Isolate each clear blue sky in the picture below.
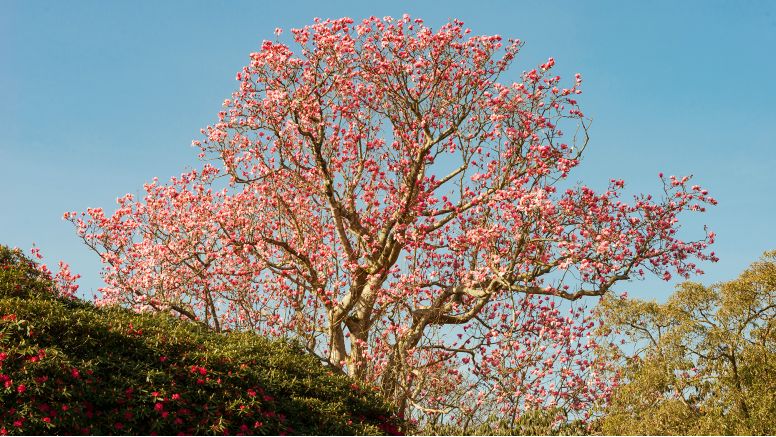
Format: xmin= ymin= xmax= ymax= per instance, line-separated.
xmin=2 ymin=0 xmax=775 ymax=301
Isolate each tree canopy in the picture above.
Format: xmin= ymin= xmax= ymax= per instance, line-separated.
xmin=66 ymin=15 xmax=716 ymax=427
xmin=598 ymin=251 xmax=776 ymax=435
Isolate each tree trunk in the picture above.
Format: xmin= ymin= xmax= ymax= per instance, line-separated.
xmin=328 ymin=322 xmax=347 ymax=368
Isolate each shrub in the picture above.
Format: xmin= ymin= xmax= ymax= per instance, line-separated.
xmin=0 ymin=245 xmax=404 ymax=435
xmin=421 ymin=409 xmax=589 ymax=436
xmin=0 ymin=247 xmax=53 ymax=300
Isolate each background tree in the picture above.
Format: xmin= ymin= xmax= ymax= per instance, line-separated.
xmin=67 ymin=16 xmax=716 ymax=428
xmin=597 ymin=251 xmax=776 ymax=435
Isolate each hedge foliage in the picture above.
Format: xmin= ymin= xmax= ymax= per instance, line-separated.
xmin=0 ymin=245 xmax=404 ymax=435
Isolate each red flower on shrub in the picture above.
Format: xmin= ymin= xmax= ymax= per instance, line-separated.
xmin=193 ymin=365 xmax=207 ymax=375
xmin=16 ymin=384 xmax=26 ymax=393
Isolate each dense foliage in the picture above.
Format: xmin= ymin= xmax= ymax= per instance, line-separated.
xmin=597 ymin=251 xmax=776 ymax=435
xmin=0 ymin=245 xmax=403 ymax=435
xmin=422 ymin=408 xmax=589 ymax=436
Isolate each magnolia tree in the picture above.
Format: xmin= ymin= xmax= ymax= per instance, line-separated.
xmin=68 ymin=16 xmax=717 ymax=429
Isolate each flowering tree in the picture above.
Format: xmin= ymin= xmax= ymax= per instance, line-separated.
xmin=68 ymin=16 xmax=717 ymax=429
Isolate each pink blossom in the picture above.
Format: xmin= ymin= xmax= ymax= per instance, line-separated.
xmin=66 ymin=15 xmax=716 ymax=427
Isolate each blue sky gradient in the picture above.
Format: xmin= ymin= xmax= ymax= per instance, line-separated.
xmin=2 ymin=0 xmax=775 ymax=301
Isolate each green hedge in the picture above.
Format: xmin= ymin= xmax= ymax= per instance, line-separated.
xmin=0 ymin=246 xmax=403 ymax=435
